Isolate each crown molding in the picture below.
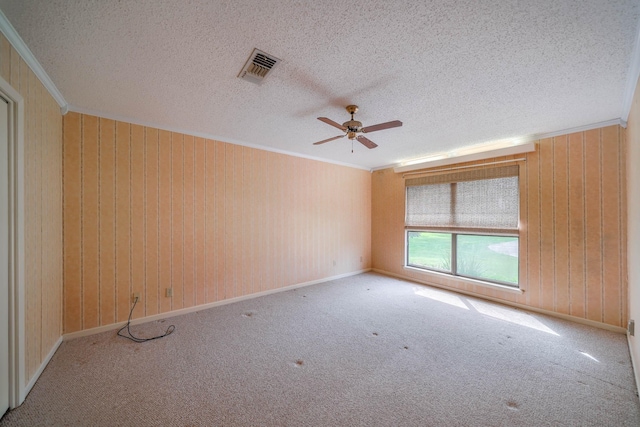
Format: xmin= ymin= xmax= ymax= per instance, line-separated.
xmin=67 ymin=104 xmax=371 ymax=171
xmin=622 ymin=16 xmax=640 ymax=122
xmin=0 ymin=8 xmax=68 ymax=113
xmin=530 ymin=118 xmax=625 ymax=139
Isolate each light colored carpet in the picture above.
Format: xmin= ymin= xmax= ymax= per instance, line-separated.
xmin=1 ymin=272 xmax=639 ymax=426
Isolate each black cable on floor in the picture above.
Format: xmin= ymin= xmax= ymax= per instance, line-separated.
xmin=117 ymin=297 xmax=175 ymax=343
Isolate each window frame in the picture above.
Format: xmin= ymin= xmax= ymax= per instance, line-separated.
xmin=405 ymin=229 xmax=520 ymax=288
xmin=404 ymin=164 xmax=521 ymax=289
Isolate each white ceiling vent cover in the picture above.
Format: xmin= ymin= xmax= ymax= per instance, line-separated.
xmin=238 ymin=48 xmax=281 ymax=84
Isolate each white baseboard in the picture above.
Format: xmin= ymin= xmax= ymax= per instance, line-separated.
xmin=20 ymin=336 xmax=63 ymax=405
xmin=64 ymin=269 xmax=372 ymax=341
xmin=373 ymin=268 xmax=628 ymax=334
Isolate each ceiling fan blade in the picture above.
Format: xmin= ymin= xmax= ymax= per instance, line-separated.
xmin=318 ymin=117 xmax=347 ymax=131
xmin=356 ymin=135 xmax=378 ymax=149
xmin=313 ymin=134 xmax=345 ymax=145
xmin=361 ymin=120 xmax=402 ymax=133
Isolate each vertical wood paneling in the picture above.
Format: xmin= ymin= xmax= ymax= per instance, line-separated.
xmin=21 ymin=58 xmax=33 ymax=370
xmin=274 ymin=154 xmax=285 ymax=286
xmin=0 ymin=36 xmax=10 ymax=81
xmin=205 ymin=140 xmax=217 ymax=303
xmin=626 ymin=72 xmax=640 ymax=388
xmin=289 ymin=156 xmax=298 ymax=285
xmin=63 ymin=113 xmax=82 ymax=333
xmin=183 ymin=135 xmax=195 ymax=308
xmin=25 ymin=62 xmax=39 ymax=374
xmin=223 ymin=143 xmax=233 ymax=299
xmin=584 ymin=129 xmax=603 ymax=322
xmin=234 ymin=144 xmax=245 ymax=293
xmin=115 ymin=122 xmax=131 ymax=322
xmin=9 ymin=46 xmax=19 ymax=88
xmin=620 ymin=129 xmax=629 ymax=327
xmin=266 ymin=152 xmax=276 ymax=290
xmin=257 ymin=149 xmax=268 ymax=292
xmin=517 ymin=161 xmax=528 ymax=300
xmin=245 ymin=147 xmax=256 ymax=295
xmin=63 ymin=114 xmax=377 ymax=334
xmin=601 ymin=126 xmax=622 ymax=326
xmin=131 ymin=124 xmax=145 ymax=319
xmin=371 ymin=125 xmax=627 ymax=327
xmin=194 ymin=138 xmax=206 ymax=306
xmin=145 ymin=128 xmax=159 ymax=316
xmin=1 ymin=34 xmax=63 ymax=385
xmin=307 ymin=160 xmax=316 ymax=281
xmin=223 ymin=144 xmax=237 ymax=299
xmin=171 ymin=133 xmax=184 ymax=310
xmin=158 ymin=130 xmax=172 ymax=313
xmin=82 ymin=115 xmax=100 ymax=329
xmin=539 ymin=138 xmax=555 ymax=312
xmin=553 ymin=135 xmax=570 ymax=314
xmin=99 ymin=119 xmax=116 ymax=326
xmin=526 ymin=146 xmax=541 ymax=308
xmin=568 ymin=133 xmax=586 ymax=318
xmin=214 ymin=141 xmax=225 ymax=300
xmin=49 ymin=93 xmax=63 ymax=354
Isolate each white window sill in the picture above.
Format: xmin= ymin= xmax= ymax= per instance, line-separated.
xmin=403 ymin=265 xmax=524 ymax=294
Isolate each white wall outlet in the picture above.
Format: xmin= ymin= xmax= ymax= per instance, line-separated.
xmin=166 ymin=288 xmax=173 ymax=298
xmin=132 ymin=292 xmax=141 ymax=303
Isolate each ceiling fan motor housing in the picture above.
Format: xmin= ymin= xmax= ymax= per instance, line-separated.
xmin=344 ymin=105 xmax=362 ymax=138
xmin=343 ymin=120 xmax=363 ymax=137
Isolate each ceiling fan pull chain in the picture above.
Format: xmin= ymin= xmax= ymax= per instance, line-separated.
xmin=351 ymin=139 xmax=354 ymax=153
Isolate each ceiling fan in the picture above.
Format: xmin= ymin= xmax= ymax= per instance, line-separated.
xmin=313 ymin=105 xmax=402 ymax=150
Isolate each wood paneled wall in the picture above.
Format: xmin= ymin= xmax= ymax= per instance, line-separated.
xmin=62 ymin=112 xmax=371 ymax=333
xmin=0 ymin=33 xmax=63 ymax=383
xmin=626 ymin=76 xmax=640 ymax=382
xmin=372 ymin=125 xmax=627 ymax=328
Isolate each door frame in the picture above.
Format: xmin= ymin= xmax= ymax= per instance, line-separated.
xmin=0 ymin=75 xmax=25 ymax=408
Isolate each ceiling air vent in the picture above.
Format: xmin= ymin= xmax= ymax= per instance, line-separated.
xmin=238 ymin=48 xmax=281 ymax=84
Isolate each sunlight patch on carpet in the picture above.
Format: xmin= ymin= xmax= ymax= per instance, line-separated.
xmin=414 ymin=287 xmax=469 ymax=309
xmin=579 ymin=351 xmax=600 ymax=362
xmin=468 ymin=300 xmax=559 ymax=336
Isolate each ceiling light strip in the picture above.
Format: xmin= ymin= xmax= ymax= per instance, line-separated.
xmin=394 ymin=142 xmax=535 ymax=173
xmin=392 ymin=117 xmax=624 ymax=174
xmin=0 ymin=9 xmax=68 ymax=113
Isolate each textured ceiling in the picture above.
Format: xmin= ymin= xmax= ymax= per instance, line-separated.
xmin=1 ymin=0 xmax=639 ymax=169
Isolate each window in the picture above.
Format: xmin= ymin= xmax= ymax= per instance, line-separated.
xmin=405 ymin=165 xmax=520 ymax=287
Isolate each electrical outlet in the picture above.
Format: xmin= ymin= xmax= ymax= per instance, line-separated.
xmin=333 ymin=260 xmax=336 ymax=266
xmin=360 ymin=256 xmax=363 ymax=262
xmin=166 ymin=288 xmax=173 ymax=298
xmin=629 ymin=319 xmax=635 ymax=336
xmin=132 ymin=292 xmax=141 ymax=303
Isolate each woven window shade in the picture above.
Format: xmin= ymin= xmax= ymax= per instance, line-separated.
xmin=405 ymin=165 xmax=519 ymax=231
